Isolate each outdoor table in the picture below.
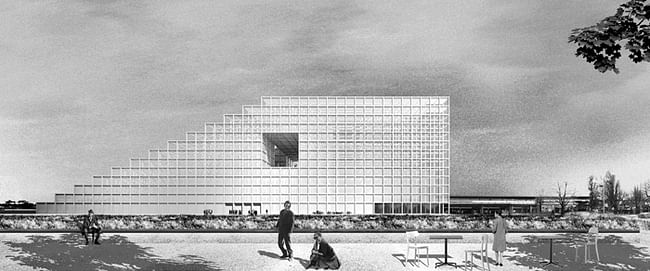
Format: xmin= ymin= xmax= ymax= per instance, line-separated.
xmin=429 ymin=234 xmax=463 ymax=268
xmin=536 ymin=234 xmax=568 ymax=267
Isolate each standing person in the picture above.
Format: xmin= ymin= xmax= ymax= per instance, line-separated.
xmin=492 ymin=209 xmax=508 ymax=266
xmin=277 ymin=200 xmax=295 ymax=261
xmin=81 ymin=209 xmax=102 ymax=245
xmin=306 ymin=232 xmax=341 ymax=269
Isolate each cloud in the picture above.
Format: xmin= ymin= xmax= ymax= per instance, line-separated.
xmin=550 ymin=67 xmax=650 ymax=147
xmin=2 ymin=0 xmax=650 ymax=202
xmin=0 ymin=96 xmax=87 ymax=122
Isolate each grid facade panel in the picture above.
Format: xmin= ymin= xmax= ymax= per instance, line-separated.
xmin=43 ymin=96 xmax=450 ymax=215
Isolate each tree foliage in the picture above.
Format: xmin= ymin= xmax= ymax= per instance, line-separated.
xmin=568 ymin=0 xmax=650 ymax=73
xmin=604 ymin=171 xmax=624 ymax=212
xmin=587 ymin=175 xmax=601 ymax=211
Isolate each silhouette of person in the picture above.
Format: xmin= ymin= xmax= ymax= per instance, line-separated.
xmin=492 ymin=209 xmax=508 ymax=266
xmin=307 ymin=232 xmax=341 ymax=269
xmin=81 ymin=209 xmax=101 ymax=245
xmin=276 ymin=200 xmax=295 ymax=260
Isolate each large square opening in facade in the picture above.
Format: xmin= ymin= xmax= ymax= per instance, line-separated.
xmin=263 ymin=133 xmax=299 ymax=167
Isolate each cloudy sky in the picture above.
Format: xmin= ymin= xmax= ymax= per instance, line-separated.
xmin=1 ymin=0 xmax=649 ymax=203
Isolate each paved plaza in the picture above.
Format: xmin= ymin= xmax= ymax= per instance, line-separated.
xmin=1 ymin=232 xmax=648 ymax=271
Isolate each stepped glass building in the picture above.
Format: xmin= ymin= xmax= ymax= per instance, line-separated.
xmin=37 ymin=96 xmax=450 ymax=215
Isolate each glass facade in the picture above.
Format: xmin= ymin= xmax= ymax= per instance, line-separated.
xmin=37 ymin=96 xmax=450 ymax=215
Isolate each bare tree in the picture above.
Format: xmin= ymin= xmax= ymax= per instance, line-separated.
xmin=587 ymin=175 xmax=600 ymax=211
xmin=557 ymin=181 xmax=571 ymax=216
xmin=618 ymin=191 xmax=634 ymax=213
xmin=632 ymin=185 xmax=645 ymax=214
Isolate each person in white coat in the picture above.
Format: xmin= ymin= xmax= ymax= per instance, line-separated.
xmin=492 ymin=210 xmax=508 ymax=266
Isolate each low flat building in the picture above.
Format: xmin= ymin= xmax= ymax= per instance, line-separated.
xmin=450 ymin=196 xmax=589 ymax=215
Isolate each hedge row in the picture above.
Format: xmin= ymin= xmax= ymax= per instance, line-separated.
xmin=0 ymin=213 xmax=641 ymax=231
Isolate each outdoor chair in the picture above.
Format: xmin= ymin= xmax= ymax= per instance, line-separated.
xmin=405 ymin=231 xmax=429 ymax=266
xmin=574 ymin=226 xmax=600 ymax=263
xmin=463 ymin=234 xmax=490 ymax=271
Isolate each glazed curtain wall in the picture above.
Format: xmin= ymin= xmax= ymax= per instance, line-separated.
xmin=38 ymin=96 xmax=450 ymax=215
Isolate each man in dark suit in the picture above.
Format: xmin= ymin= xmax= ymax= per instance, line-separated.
xmin=277 ymin=200 xmax=295 ymax=260
xmin=307 ymin=232 xmax=341 ymax=269
xmin=81 ymin=209 xmax=101 ymax=245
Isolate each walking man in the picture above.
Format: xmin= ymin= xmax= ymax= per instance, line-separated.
xmin=277 ymin=200 xmax=295 ymax=261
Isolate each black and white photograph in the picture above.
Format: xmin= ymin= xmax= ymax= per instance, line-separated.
xmin=1 ymin=0 xmax=649 ymax=270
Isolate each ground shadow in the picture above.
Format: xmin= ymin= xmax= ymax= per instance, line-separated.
xmin=392 ymin=253 xmax=408 ymax=266
xmin=505 ymin=233 xmax=650 ymax=270
xmin=3 ymin=234 xmax=222 ymax=271
xmin=463 ymin=253 xmax=496 ymax=271
xmin=293 ymin=257 xmax=310 ymax=268
xmin=258 ymin=250 xmax=310 ymax=268
xmin=392 ymin=252 xmax=444 ymax=267
xmin=460 ymin=247 xmax=500 ymax=267
xmin=257 ymin=250 xmax=281 ymax=259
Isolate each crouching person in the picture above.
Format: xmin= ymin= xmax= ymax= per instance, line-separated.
xmin=307 ymin=232 xmax=341 ymax=270
xmin=81 ymin=209 xmax=101 ymax=245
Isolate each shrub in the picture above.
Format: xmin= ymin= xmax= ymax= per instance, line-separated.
xmin=0 ymin=213 xmax=641 ymax=231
